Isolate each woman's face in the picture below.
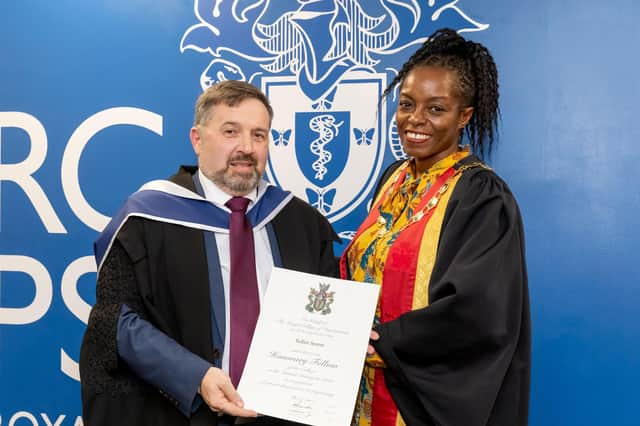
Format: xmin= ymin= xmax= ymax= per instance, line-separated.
xmin=396 ymin=65 xmax=473 ymax=173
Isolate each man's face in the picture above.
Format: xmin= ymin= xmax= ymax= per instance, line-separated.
xmin=190 ymin=98 xmax=271 ymax=196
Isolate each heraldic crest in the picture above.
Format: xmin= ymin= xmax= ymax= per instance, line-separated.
xmin=306 ymin=283 xmax=335 ymax=315
xmin=180 ymin=0 xmax=489 ymax=237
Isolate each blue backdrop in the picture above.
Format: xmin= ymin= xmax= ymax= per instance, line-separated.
xmin=1 ymin=1 xmax=638 ymax=425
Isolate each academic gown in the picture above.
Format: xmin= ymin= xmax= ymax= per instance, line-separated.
xmin=79 ymin=166 xmax=339 ymax=426
xmin=364 ymin=157 xmax=530 ymax=425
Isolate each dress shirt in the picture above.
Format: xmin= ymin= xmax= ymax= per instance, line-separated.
xmin=197 ymin=169 xmax=275 ymax=374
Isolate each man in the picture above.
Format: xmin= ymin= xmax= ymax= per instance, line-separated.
xmin=80 ymin=81 xmax=339 ymax=425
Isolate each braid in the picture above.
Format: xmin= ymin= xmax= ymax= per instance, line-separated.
xmin=384 ymin=28 xmax=500 ymax=159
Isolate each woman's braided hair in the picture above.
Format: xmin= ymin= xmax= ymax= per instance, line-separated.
xmin=384 ymin=28 xmax=500 ymax=159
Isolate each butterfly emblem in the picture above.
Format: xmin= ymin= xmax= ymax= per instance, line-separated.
xmin=305 ymin=187 xmax=337 ymax=214
xmin=271 ymin=128 xmax=292 ymax=146
xmin=353 ymin=127 xmax=374 ymax=146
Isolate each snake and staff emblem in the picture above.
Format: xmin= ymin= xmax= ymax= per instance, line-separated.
xmin=295 ymin=111 xmax=349 ymax=183
xmin=309 ymin=114 xmax=343 ymax=181
xmin=294 ymin=111 xmax=349 ymax=213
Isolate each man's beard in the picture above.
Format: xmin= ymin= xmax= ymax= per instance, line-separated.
xmin=207 ymin=155 xmax=261 ymax=195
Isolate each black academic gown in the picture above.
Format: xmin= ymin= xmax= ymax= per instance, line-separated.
xmin=371 ymin=157 xmax=531 ymax=426
xmin=79 ymin=166 xmax=339 ymax=426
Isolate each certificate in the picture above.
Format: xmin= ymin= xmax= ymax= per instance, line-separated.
xmin=237 ymin=267 xmax=379 ymax=425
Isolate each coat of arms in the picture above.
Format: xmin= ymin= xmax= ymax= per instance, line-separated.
xmin=306 ymin=283 xmax=335 ymax=315
xmin=181 ymin=0 xmax=489 ymax=240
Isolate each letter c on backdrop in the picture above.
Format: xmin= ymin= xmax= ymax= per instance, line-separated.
xmin=61 ymin=107 xmax=163 ymax=232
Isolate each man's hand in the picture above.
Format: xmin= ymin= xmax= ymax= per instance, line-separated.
xmin=199 ymin=367 xmax=257 ymax=417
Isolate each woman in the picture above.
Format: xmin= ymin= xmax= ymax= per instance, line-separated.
xmin=341 ymin=29 xmax=530 ymax=426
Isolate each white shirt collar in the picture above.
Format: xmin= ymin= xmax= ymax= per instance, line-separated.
xmin=197 ymin=168 xmax=267 ymax=211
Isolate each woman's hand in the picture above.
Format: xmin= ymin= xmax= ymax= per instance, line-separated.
xmin=366 ymin=330 xmax=386 ymax=367
xmin=367 ymin=330 xmax=380 ymax=355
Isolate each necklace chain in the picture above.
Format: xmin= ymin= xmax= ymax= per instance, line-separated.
xmin=375 ymin=162 xmax=485 ymax=239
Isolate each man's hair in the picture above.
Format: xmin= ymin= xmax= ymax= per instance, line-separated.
xmin=193 ymin=80 xmax=274 ymax=126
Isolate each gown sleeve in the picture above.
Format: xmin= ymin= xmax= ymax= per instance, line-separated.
xmin=80 ymin=237 xmax=146 ymax=392
xmin=372 ymin=169 xmax=529 ymax=426
xmin=80 ymin=219 xmax=212 ymax=419
xmin=79 ymin=232 xmax=152 ymax=426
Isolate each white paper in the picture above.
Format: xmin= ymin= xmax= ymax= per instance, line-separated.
xmin=237 ymin=267 xmax=379 ymax=426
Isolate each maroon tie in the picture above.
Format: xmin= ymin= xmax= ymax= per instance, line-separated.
xmin=225 ymin=196 xmax=260 ymax=387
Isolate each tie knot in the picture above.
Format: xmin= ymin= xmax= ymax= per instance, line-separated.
xmin=226 ymin=196 xmax=250 ymax=213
